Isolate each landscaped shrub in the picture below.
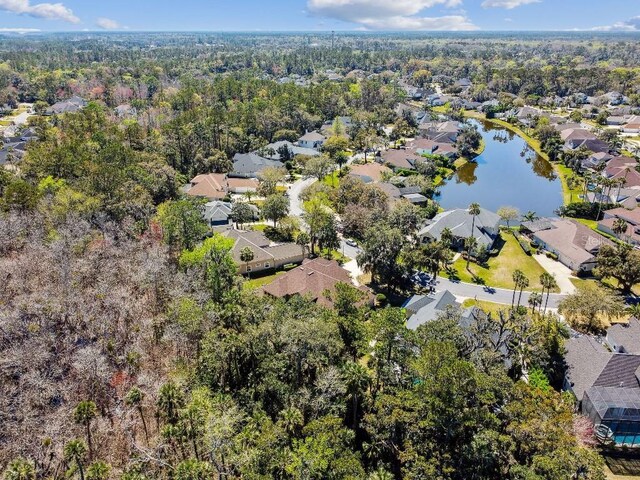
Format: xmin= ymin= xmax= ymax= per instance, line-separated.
xmin=513 ymin=232 xmax=532 ymax=255
xmin=545 ymin=251 xmax=558 ymax=260
xmin=376 ymin=293 xmax=387 ymax=306
xmin=557 ymin=201 xmax=618 ymax=221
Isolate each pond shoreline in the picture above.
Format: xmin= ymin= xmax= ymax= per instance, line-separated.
xmin=463 ymin=110 xmax=574 ymax=206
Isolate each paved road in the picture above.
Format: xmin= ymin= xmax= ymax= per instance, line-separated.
xmin=435 ymin=276 xmax=567 ymax=309
xmin=289 ymin=177 xmax=317 ymax=219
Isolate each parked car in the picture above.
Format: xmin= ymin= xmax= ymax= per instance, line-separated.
xmin=345 ymin=239 xmax=358 ymax=247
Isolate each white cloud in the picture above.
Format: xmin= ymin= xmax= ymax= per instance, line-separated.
xmin=0 ymin=0 xmax=79 ymax=23
xmin=0 ymin=26 xmax=39 ymax=32
xmin=590 ymin=16 xmax=640 ymax=32
xmin=307 ymin=0 xmax=477 ymax=30
xmin=96 ymin=17 xmax=120 ymax=30
xmin=481 ymin=0 xmax=540 ymax=9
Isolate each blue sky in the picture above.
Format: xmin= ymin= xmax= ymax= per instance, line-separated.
xmin=0 ymin=0 xmax=638 ymax=33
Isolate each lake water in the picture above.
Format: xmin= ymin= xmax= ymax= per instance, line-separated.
xmin=436 ymin=120 xmax=563 ymax=218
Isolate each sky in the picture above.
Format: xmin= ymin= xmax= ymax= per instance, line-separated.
xmin=0 ymin=0 xmax=638 ymax=33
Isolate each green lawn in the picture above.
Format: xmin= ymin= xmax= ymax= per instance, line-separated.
xmin=442 ymin=232 xmax=558 ymax=292
xmin=244 ymin=271 xmax=286 ymax=289
xmin=462 ymin=298 xmax=510 ymax=316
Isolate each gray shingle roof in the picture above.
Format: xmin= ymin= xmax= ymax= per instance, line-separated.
xmin=607 ymin=318 xmax=640 ymax=354
xmin=418 ymin=208 xmax=500 ymax=248
xmin=564 ymin=335 xmax=612 ymax=402
xmin=404 ymin=290 xmax=459 ymax=330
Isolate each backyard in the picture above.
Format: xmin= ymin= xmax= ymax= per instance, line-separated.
xmin=442 ymin=231 xmax=559 ymax=292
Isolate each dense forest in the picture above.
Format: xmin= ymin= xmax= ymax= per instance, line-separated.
xmin=2 ymin=32 xmax=637 ymax=479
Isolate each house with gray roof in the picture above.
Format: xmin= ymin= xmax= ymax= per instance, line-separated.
xmin=203 ymin=201 xmax=258 ymax=227
xmin=606 ymin=318 xmax=640 ymax=355
xmin=297 ymin=131 xmax=326 ymax=150
xmin=230 ymin=153 xmax=283 ymax=178
xmin=260 ymin=140 xmax=320 ymax=161
xmin=45 ymin=96 xmax=87 ymax=116
xmin=404 ymin=290 xmax=463 ymax=330
xmin=564 ymin=332 xmax=640 ymax=447
xmin=418 ymin=208 xmax=501 ymax=249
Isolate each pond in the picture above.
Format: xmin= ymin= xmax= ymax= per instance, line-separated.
xmin=436 ymin=120 xmax=563 ymax=218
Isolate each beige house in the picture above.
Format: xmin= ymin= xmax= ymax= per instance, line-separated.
xmin=222 ymin=229 xmax=304 ymax=275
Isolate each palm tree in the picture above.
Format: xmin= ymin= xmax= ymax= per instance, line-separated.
xmin=342 ymin=361 xmax=371 ymax=429
xmin=3 ymin=458 xmax=36 ymax=480
xmin=279 ymin=406 xmax=304 ymax=438
xmin=465 ymin=236 xmax=478 ymax=270
xmin=86 ymin=461 xmax=111 ymax=480
xmin=512 ymin=270 xmax=525 ymax=308
xmin=296 ymin=231 xmax=310 ymax=258
xmin=440 ymin=227 xmax=454 ymax=249
xmin=368 ymin=469 xmax=394 ymax=480
xmin=64 ymin=440 xmax=87 ymax=480
xmin=73 ymin=401 xmax=97 ymax=459
xmin=625 ymin=303 xmax=640 ymax=318
xmin=613 ymin=217 xmax=628 ymax=243
xmin=522 ymin=211 xmax=538 ymax=222
xmin=157 ymin=381 xmax=184 ymax=426
xmin=540 ymin=272 xmax=558 ymax=315
xmin=466 ymin=203 xmax=481 ymax=270
xmin=517 ymin=274 xmax=530 ymax=308
xmin=125 ymin=387 xmax=149 ymax=444
xmin=239 ymin=246 xmax=255 ymax=277
xmin=528 ymin=292 xmax=542 ymax=314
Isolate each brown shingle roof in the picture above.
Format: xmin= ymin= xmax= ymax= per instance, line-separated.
xmin=348 ymin=162 xmax=391 ymax=183
xmin=262 ymin=258 xmax=366 ymax=307
xmin=535 ymin=219 xmax=613 ymax=266
xmin=186 ymin=173 xmax=228 ymax=199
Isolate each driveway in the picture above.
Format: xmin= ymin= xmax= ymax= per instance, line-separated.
xmin=533 ymin=254 xmax=577 ymax=294
xmin=435 ymin=276 xmax=567 ymax=309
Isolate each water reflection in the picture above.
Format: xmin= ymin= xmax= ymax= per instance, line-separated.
xmin=437 ymin=120 xmax=563 ymax=217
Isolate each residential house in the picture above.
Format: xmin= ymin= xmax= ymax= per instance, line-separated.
xmin=202 ymin=201 xmax=258 ymax=227
xmin=404 ymin=290 xmax=464 ymax=330
xmin=584 ymin=187 xmax=640 ymax=209
xmin=598 ymin=207 xmax=640 ymax=245
xmin=184 ymin=173 xmax=259 ymax=200
xmin=606 ymin=317 xmax=640 ymax=354
xmin=348 ymin=162 xmax=391 ymax=183
xmin=222 ymin=229 xmax=305 ymax=275
xmin=409 ymin=138 xmax=457 ymax=159
xmin=297 ymin=131 xmax=326 ymax=150
xmin=418 ymin=121 xmax=460 ymax=144
xmin=379 ymin=149 xmax=425 ymax=171
xmin=230 ymin=153 xmax=283 ymax=178
xmin=455 ymin=78 xmax=472 ymax=90
xmin=581 ymin=151 xmax=612 ymax=171
xmin=531 ymin=218 xmax=613 ymax=273
xmin=418 ymin=208 xmax=501 ymax=249
xmin=604 ymin=156 xmax=640 ymax=188
xmin=515 ymin=106 xmax=543 ymax=126
xmin=261 ymin=257 xmax=372 ymax=308
xmin=561 ymin=128 xmax=597 ymax=149
xmin=425 ymin=94 xmax=451 ymax=107
xmin=563 ymin=331 xmax=640 ymax=447
xmin=45 ymin=96 xmax=87 ymax=115
xmin=260 ymin=140 xmax=319 ymax=161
